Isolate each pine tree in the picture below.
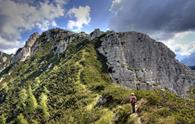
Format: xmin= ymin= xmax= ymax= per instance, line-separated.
xmin=19 ymin=89 xmax=28 ymax=107
xmin=40 ymin=93 xmax=49 ymax=119
xmin=0 ymin=114 xmax=6 ymax=124
xmin=26 ymin=85 xmax=38 ymax=113
xmin=16 ymin=114 xmax=28 ymax=124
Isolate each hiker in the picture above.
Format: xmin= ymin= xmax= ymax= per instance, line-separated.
xmin=130 ymin=93 xmax=137 ymax=113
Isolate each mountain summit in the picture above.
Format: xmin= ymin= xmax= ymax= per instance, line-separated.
xmin=0 ymin=28 xmax=194 ymax=124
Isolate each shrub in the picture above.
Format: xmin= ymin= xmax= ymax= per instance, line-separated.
xmin=144 ymin=113 xmax=159 ymax=124
xmin=113 ymin=104 xmax=131 ymax=123
xmin=18 ymin=89 xmax=28 ymax=107
xmin=16 ymin=114 xmax=28 ymax=124
xmin=0 ymin=114 xmax=6 ymax=124
xmin=157 ymin=107 xmax=171 ymax=117
xmin=40 ymin=93 xmax=49 ymax=119
xmin=174 ymin=114 xmax=191 ymax=124
xmin=26 ymin=85 xmax=38 ymax=113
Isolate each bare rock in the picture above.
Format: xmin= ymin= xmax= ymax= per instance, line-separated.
xmin=11 ymin=32 xmax=39 ymax=63
xmin=98 ymin=31 xmax=195 ymax=96
xmin=90 ymin=28 xmax=104 ymax=40
xmin=0 ymin=52 xmax=11 ymax=72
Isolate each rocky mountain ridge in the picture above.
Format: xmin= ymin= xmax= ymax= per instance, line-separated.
xmin=1 ymin=28 xmax=195 ymax=97
xmin=11 ymin=32 xmax=40 ymax=63
xmin=0 ymin=52 xmax=11 ymax=72
xmin=97 ymin=31 xmax=194 ymax=96
xmin=0 ymin=28 xmax=194 ymax=124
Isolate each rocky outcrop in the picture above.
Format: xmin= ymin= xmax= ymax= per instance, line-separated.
xmin=11 ymin=32 xmax=39 ymax=63
xmin=0 ymin=52 xmax=11 ymax=72
xmin=42 ymin=28 xmax=74 ymax=54
xmin=90 ymin=28 xmax=104 ymax=40
xmin=42 ymin=28 xmax=89 ymax=55
xmin=11 ymin=28 xmax=89 ymax=63
xmin=98 ymin=31 xmax=195 ymax=96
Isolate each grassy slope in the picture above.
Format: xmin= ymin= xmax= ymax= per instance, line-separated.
xmin=0 ymin=37 xmax=194 ymax=124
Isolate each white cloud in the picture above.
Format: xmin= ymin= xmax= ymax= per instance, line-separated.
xmin=1 ymin=48 xmax=19 ymax=55
xmin=162 ymin=31 xmax=195 ymax=56
xmin=0 ymin=0 xmax=67 ymax=53
xmin=67 ymin=6 xmax=91 ymax=31
xmin=110 ymin=0 xmax=122 ymax=12
xmin=0 ymin=36 xmax=24 ymax=54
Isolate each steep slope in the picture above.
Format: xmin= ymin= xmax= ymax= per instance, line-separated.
xmin=0 ymin=28 xmax=194 ymax=124
xmin=11 ymin=32 xmax=39 ymax=63
xmin=98 ymin=31 xmax=194 ymax=96
xmin=0 ymin=52 xmax=11 ymax=72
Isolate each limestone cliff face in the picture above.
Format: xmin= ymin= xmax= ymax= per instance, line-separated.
xmin=0 ymin=52 xmax=11 ymax=72
xmin=97 ymin=31 xmax=195 ymax=96
xmin=11 ymin=32 xmax=40 ymax=63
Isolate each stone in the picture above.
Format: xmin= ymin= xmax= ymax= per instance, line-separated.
xmin=11 ymin=32 xmax=40 ymax=63
xmin=0 ymin=52 xmax=11 ymax=72
xmin=90 ymin=28 xmax=104 ymax=40
xmin=98 ymin=31 xmax=195 ymax=96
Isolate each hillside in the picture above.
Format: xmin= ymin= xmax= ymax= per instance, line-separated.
xmin=0 ymin=28 xmax=194 ymax=124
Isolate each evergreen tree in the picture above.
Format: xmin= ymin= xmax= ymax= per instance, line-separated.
xmin=19 ymin=89 xmax=28 ymax=107
xmin=16 ymin=114 xmax=28 ymax=124
xmin=40 ymin=93 xmax=49 ymax=119
xmin=0 ymin=114 xmax=6 ymax=124
xmin=26 ymin=85 xmax=38 ymax=113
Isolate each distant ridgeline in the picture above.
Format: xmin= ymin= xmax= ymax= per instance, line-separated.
xmin=189 ymin=66 xmax=195 ymax=70
xmin=0 ymin=28 xmax=194 ymax=124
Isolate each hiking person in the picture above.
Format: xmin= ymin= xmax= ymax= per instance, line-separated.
xmin=130 ymin=93 xmax=137 ymax=113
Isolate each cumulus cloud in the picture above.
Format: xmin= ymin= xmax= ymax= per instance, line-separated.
xmin=109 ymin=0 xmax=195 ymax=37
xmin=181 ymin=52 xmax=195 ymax=66
xmin=109 ymin=0 xmax=195 ymax=65
xmin=163 ymin=31 xmax=195 ymax=56
xmin=67 ymin=6 xmax=91 ymax=31
xmin=0 ymin=35 xmax=24 ymax=54
xmin=0 ymin=0 xmax=67 ymax=53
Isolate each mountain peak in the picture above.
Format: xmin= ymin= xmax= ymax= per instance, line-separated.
xmin=90 ymin=28 xmax=104 ymax=40
xmin=25 ymin=32 xmax=39 ymax=47
xmin=11 ymin=32 xmax=40 ymax=63
xmin=0 ymin=28 xmax=194 ymax=123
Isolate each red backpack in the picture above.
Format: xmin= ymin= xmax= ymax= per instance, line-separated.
xmin=130 ymin=96 xmax=137 ymax=104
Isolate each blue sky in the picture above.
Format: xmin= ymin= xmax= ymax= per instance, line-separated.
xmin=0 ymin=0 xmax=195 ymax=65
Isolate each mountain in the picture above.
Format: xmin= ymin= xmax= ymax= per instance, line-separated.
xmin=189 ymin=66 xmax=195 ymax=70
xmin=0 ymin=52 xmax=11 ymax=72
xmin=11 ymin=32 xmax=39 ymax=63
xmin=0 ymin=28 xmax=194 ymax=124
xmin=98 ymin=31 xmax=194 ymax=96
